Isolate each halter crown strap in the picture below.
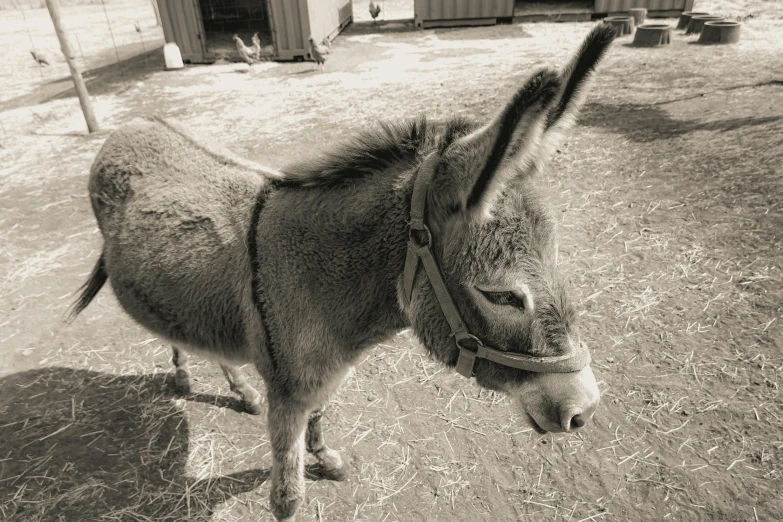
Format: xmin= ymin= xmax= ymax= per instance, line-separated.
xmin=402 ymin=153 xmax=439 ymax=309
xmin=402 ymin=153 xmax=591 ymax=378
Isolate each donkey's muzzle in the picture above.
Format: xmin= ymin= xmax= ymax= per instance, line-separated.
xmin=515 ymin=364 xmax=600 ymax=434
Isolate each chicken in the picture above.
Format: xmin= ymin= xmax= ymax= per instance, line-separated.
xmin=321 ymin=37 xmax=332 ymax=53
xmin=308 ymin=36 xmax=328 ymax=72
xmin=369 ymin=0 xmax=381 ymax=23
xmin=250 ymin=32 xmax=262 ymax=62
xmin=134 ymin=21 xmax=141 ymax=33
xmin=233 ymin=34 xmax=255 ymax=70
xmin=30 ymin=50 xmax=50 ymax=66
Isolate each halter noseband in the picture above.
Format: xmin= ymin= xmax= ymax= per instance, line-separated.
xmin=401 ymin=153 xmax=591 ymax=378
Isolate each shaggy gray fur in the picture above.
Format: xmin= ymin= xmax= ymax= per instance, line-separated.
xmin=71 ymin=24 xmax=616 ymax=521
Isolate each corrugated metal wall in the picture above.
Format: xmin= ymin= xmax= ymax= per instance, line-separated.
xmin=268 ymin=0 xmax=351 ymax=61
xmin=414 ymin=0 xmax=515 ymax=28
xmin=337 ymin=0 xmax=352 ymax=29
xmin=267 ymin=0 xmax=307 ymax=60
xmin=158 ymin=0 xmax=207 ymax=63
xmin=307 ymin=0 xmax=337 ymax=41
xmin=593 ymin=0 xmax=688 ymax=12
xmin=308 ymin=0 xmax=352 ymax=42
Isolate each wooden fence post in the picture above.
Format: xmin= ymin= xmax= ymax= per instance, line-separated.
xmin=151 ymin=0 xmax=162 ymax=27
xmin=44 ymin=0 xmax=100 ymax=133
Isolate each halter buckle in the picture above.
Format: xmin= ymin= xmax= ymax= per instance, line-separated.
xmin=408 ymin=223 xmax=432 ymax=249
xmin=455 ymin=332 xmax=483 ymax=350
xmin=454 ymin=332 xmax=483 ymax=378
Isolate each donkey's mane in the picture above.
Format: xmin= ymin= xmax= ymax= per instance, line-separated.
xmin=276 ymin=116 xmax=478 ymax=189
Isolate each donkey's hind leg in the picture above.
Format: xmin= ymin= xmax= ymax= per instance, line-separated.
xmin=172 ymin=346 xmax=191 ymax=394
xmin=305 ymin=406 xmax=348 ymax=481
xmin=220 ymin=364 xmax=263 ymax=415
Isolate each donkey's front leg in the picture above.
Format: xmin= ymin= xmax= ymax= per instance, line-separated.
xmin=172 ymin=346 xmax=191 ymax=394
xmin=267 ymin=395 xmax=310 ymax=521
xmin=306 ymin=406 xmax=348 ymax=481
xmin=220 ymin=364 xmax=263 ymax=415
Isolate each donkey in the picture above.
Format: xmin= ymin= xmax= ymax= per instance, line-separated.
xmin=70 ymin=24 xmax=616 ymax=521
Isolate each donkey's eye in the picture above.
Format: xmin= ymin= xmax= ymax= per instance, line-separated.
xmin=479 ymin=290 xmax=526 ymax=310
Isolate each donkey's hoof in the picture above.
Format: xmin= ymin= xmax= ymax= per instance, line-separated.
xmin=305 ymin=462 xmax=349 ymax=482
xmin=307 ymin=449 xmax=349 ymax=481
xmin=319 ymin=462 xmax=349 ymax=482
xmin=174 ymin=369 xmax=191 ymax=394
xmin=174 ymin=379 xmax=191 ymax=395
xmin=244 ymin=400 xmax=263 ymax=415
xmin=270 ymin=495 xmax=302 ymax=521
xmin=272 ymin=509 xmax=297 ymax=522
xmin=270 ymin=472 xmax=304 ymax=521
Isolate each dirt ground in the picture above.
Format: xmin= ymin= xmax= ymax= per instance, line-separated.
xmin=0 ymin=0 xmax=163 ymax=111
xmin=1 ymin=1 xmax=782 ymax=521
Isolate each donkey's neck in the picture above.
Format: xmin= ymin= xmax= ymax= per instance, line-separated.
xmin=260 ymin=165 xmax=417 ymax=358
xmin=262 ymin=115 xmax=482 ymax=364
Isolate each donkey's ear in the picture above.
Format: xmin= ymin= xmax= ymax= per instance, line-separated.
xmin=433 ymin=69 xmax=562 ymax=221
xmin=544 ymin=23 xmax=616 ymax=140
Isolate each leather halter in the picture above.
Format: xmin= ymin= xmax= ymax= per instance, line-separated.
xmin=401 ymin=153 xmax=592 ymax=378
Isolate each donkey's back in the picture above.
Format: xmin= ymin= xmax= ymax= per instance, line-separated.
xmin=82 ymin=118 xmax=275 ymax=363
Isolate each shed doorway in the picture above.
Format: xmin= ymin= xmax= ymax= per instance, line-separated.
xmin=197 ymin=0 xmax=274 ymax=61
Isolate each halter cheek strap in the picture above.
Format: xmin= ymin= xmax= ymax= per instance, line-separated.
xmin=401 ymin=153 xmax=591 ymax=378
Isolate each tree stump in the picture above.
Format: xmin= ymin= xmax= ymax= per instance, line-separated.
xmin=698 ymin=21 xmax=741 ymax=44
xmin=604 ymin=16 xmax=635 ymax=36
xmin=628 ymin=8 xmax=647 ymax=26
xmin=676 ymin=11 xmax=709 ymax=30
xmin=685 ymin=15 xmax=723 ymax=35
xmin=633 ymin=24 xmax=672 ymax=47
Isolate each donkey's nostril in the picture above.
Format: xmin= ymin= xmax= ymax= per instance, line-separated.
xmin=560 ymin=408 xmax=587 ymax=432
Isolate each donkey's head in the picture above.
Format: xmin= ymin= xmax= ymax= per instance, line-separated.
xmin=402 ymin=24 xmax=615 ymax=434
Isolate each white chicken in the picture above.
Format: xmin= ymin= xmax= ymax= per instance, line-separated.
xmin=308 ymin=36 xmax=329 ymax=72
xmin=233 ymin=34 xmax=255 ymax=70
xmin=250 ymin=32 xmax=262 ymax=62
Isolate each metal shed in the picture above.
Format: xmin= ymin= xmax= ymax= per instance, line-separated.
xmin=270 ymin=0 xmax=353 ymax=61
xmin=413 ymin=0 xmax=697 ymax=25
xmin=593 ymin=0 xmax=694 ymax=14
xmin=157 ymin=0 xmax=352 ymax=64
xmin=414 ymin=0 xmax=515 ymax=29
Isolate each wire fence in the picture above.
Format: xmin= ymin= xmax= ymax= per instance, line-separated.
xmin=0 ymin=0 xmax=165 ymax=135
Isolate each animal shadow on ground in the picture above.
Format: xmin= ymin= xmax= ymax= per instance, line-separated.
xmin=580 ymin=101 xmax=781 ymax=142
xmin=0 ymin=367 xmax=270 ymax=521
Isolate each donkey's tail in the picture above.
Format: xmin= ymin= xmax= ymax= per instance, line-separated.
xmin=67 ymin=252 xmax=108 ymax=322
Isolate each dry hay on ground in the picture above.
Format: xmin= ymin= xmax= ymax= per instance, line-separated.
xmin=1 ymin=10 xmax=782 ymax=522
